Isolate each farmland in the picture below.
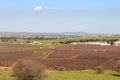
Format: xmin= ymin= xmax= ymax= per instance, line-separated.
xmin=0 ymin=42 xmax=120 ymax=70
xmin=40 ymin=44 xmax=120 ymax=70
xmin=0 ymin=37 xmax=120 ymax=80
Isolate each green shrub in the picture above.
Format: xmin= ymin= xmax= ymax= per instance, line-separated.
xmin=116 ymin=65 xmax=120 ymax=73
xmin=95 ymin=66 xmax=105 ymax=74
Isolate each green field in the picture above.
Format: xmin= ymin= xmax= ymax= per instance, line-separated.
xmin=0 ymin=71 xmax=12 ymax=80
xmin=46 ymin=70 xmax=120 ymax=80
xmin=0 ymin=70 xmax=120 ymax=80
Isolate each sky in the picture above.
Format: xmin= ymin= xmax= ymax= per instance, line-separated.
xmin=0 ymin=0 xmax=120 ymax=34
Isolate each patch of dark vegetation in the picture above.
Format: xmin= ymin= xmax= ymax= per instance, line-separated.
xmin=111 ymin=74 xmax=120 ymax=77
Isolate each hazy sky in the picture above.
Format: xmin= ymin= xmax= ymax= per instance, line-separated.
xmin=0 ymin=0 xmax=120 ymax=33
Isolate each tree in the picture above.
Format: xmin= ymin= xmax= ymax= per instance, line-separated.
xmin=13 ymin=60 xmax=46 ymax=80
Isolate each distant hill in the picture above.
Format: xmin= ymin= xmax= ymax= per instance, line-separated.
xmin=0 ymin=32 xmax=90 ymax=38
xmin=0 ymin=32 xmax=117 ymax=38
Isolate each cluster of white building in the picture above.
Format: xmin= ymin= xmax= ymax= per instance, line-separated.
xmin=71 ymin=41 xmax=120 ymax=46
xmin=114 ymin=41 xmax=120 ymax=46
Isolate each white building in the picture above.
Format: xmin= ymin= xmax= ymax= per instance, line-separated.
xmin=99 ymin=42 xmax=110 ymax=46
xmin=71 ymin=41 xmax=110 ymax=46
xmin=32 ymin=41 xmax=42 ymax=44
xmin=114 ymin=41 xmax=120 ymax=46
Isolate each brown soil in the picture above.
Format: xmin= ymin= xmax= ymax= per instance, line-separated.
xmin=0 ymin=44 xmax=120 ymax=70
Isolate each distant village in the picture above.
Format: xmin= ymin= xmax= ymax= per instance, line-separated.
xmin=30 ymin=40 xmax=120 ymax=46
xmin=0 ymin=35 xmax=120 ymax=46
xmin=71 ymin=41 xmax=120 ymax=46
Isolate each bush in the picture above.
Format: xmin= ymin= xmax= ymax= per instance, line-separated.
xmin=13 ymin=60 xmax=46 ymax=80
xmin=57 ymin=67 xmax=66 ymax=71
xmin=54 ymin=66 xmax=66 ymax=71
xmin=116 ymin=60 xmax=120 ymax=73
xmin=95 ymin=66 xmax=105 ymax=74
xmin=116 ymin=65 xmax=120 ymax=73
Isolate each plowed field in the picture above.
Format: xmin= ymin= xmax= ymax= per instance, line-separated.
xmin=0 ymin=44 xmax=120 ymax=70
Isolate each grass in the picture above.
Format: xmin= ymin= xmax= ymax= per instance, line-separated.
xmin=0 ymin=71 xmax=13 ymax=80
xmin=0 ymin=50 xmax=35 ymax=56
xmin=45 ymin=70 xmax=120 ymax=80
xmin=1 ymin=70 xmax=120 ymax=80
xmin=0 ymin=70 xmax=120 ymax=80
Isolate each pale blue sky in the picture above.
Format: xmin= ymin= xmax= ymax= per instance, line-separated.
xmin=0 ymin=0 xmax=120 ymax=33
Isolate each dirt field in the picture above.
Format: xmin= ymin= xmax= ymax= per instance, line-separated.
xmin=0 ymin=44 xmax=120 ymax=70
xmin=40 ymin=44 xmax=120 ymax=70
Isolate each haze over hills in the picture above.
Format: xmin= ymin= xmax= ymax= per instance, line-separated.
xmin=0 ymin=32 xmax=87 ymax=37
xmin=0 ymin=32 xmax=117 ymax=38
